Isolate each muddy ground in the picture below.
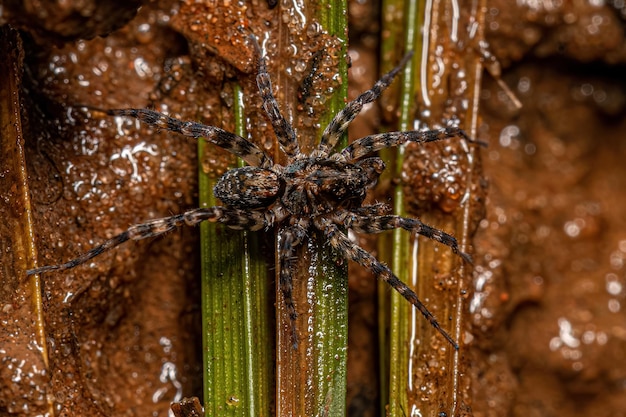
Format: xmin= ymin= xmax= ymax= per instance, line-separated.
xmin=0 ymin=0 xmax=625 ymax=416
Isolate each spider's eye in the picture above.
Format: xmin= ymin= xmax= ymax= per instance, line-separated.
xmin=214 ymin=166 xmax=282 ymax=209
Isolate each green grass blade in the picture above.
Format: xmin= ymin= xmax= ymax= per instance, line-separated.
xmin=199 ymin=84 xmax=272 ymax=417
xmin=378 ymin=0 xmax=422 ymax=414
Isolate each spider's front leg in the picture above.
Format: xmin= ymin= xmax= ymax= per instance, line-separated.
xmin=249 ymin=36 xmax=300 ymax=160
xmin=277 ymin=219 xmax=309 ymax=348
xmin=316 ymin=52 xmax=414 ymax=156
xmin=28 ymin=207 xmax=271 ymax=275
xmin=84 ymin=107 xmax=273 ymax=168
xmin=340 ymin=127 xmax=482 ymax=163
xmin=313 ymin=217 xmax=459 ymax=350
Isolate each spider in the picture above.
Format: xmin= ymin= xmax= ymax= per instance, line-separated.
xmin=28 ymin=39 xmax=477 ymax=350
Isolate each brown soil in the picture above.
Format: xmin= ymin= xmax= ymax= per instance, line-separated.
xmin=469 ymin=2 xmax=626 ymax=416
xmin=1 ymin=1 xmax=625 ymax=416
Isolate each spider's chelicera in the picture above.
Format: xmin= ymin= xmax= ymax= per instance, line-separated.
xmin=28 ymin=40 xmax=477 ymax=350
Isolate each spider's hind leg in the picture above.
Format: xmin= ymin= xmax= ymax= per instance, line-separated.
xmin=28 ymin=207 xmax=271 ymax=276
xmin=314 ymin=216 xmax=459 ymax=349
xmin=346 ymin=212 xmax=472 ymax=263
xmin=277 ymin=220 xmax=309 ymax=348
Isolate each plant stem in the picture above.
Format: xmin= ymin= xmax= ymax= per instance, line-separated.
xmin=199 ymin=83 xmax=272 ymax=417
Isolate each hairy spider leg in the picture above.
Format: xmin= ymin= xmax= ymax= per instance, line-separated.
xmin=277 ymin=220 xmax=309 ymax=348
xmin=344 ymin=212 xmax=472 ymax=264
xmin=97 ymin=108 xmax=274 ymax=168
xmin=317 ymin=51 xmax=414 ymax=156
xmin=340 ymin=127 xmax=471 ymax=163
xmin=314 ymin=217 xmax=459 ymax=350
xmin=27 ymin=207 xmax=271 ymax=276
xmin=351 ymin=203 xmax=393 ymax=217
xmin=251 ymin=39 xmax=300 ymax=159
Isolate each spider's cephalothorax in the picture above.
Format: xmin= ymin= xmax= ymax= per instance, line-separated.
xmin=28 ymin=39 xmax=478 ymax=350
xmin=218 ymin=157 xmax=383 ymax=216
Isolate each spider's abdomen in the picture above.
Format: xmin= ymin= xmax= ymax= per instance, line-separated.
xmin=214 ymin=166 xmax=282 ymax=209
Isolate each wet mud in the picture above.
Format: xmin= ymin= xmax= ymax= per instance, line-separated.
xmin=0 ymin=0 xmax=624 ymax=416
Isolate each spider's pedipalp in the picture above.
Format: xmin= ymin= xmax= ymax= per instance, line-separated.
xmin=354 ymin=157 xmax=386 ymax=190
xmin=250 ymin=37 xmax=300 ymax=159
xmin=340 ymin=127 xmax=471 ymax=163
xmin=97 ymin=108 xmax=273 ymax=168
xmin=346 ymin=213 xmax=472 ymax=263
xmin=278 ymin=220 xmax=309 ymax=348
xmin=27 ymin=207 xmax=273 ymax=276
xmin=317 ymin=51 xmax=413 ymax=156
xmin=314 ymin=217 xmax=459 ymax=350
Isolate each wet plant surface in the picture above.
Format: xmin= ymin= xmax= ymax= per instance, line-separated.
xmin=1 ymin=1 xmax=625 ymax=416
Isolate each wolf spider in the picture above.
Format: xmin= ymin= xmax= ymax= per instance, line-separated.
xmin=28 ymin=39 xmax=477 ymax=349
